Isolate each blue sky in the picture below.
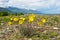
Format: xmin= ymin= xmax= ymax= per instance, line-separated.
xmin=0 ymin=0 xmax=60 ymax=13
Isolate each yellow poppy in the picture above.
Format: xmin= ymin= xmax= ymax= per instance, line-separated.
xmin=10 ymin=17 xmax=13 ymax=21
xmin=13 ymin=17 xmax=19 ymax=21
xmin=31 ymin=14 xmax=36 ymax=17
xmin=41 ymin=18 xmax=46 ymax=23
xmin=8 ymin=21 xmax=12 ymax=25
xmin=28 ymin=14 xmax=36 ymax=23
xmin=29 ymin=14 xmax=36 ymax=18
xmin=20 ymin=17 xmax=26 ymax=21
xmin=28 ymin=15 xmax=35 ymax=22
xmin=19 ymin=20 xmax=24 ymax=24
xmin=28 ymin=17 xmax=34 ymax=22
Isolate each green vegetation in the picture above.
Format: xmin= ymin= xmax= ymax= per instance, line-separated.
xmin=0 ymin=12 xmax=60 ymax=40
xmin=0 ymin=11 xmax=9 ymax=16
xmin=0 ymin=11 xmax=24 ymax=16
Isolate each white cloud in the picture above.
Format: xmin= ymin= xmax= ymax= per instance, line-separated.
xmin=0 ymin=0 xmax=60 ymax=13
xmin=0 ymin=0 xmax=58 ymax=8
xmin=8 ymin=0 xmax=57 ymax=9
xmin=0 ymin=0 xmax=9 ymax=7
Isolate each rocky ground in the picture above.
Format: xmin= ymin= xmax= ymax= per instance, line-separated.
xmin=0 ymin=14 xmax=60 ymax=40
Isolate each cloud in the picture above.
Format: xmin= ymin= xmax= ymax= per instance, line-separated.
xmin=42 ymin=8 xmax=60 ymax=14
xmin=0 ymin=0 xmax=9 ymax=7
xmin=8 ymin=0 xmax=57 ymax=9
xmin=0 ymin=0 xmax=60 ymax=13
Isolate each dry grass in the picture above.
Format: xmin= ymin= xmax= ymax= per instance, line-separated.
xmin=0 ymin=14 xmax=60 ymax=40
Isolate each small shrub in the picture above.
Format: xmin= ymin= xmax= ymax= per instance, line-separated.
xmin=20 ymin=26 xmax=35 ymax=38
xmin=19 ymin=13 xmax=24 ymax=15
xmin=49 ymin=32 xmax=58 ymax=38
xmin=0 ymin=11 xmax=9 ymax=16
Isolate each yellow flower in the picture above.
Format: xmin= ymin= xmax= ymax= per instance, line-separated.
xmin=28 ymin=17 xmax=34 ymax=22
xmin=31 ymin=14 xmax=36 ymax=17
xmin=41 ymin=18 xmax=46 ymax=23
xmin=37 ymin=22 xmax=42 ymax=26
xmin=20 ymin=17 xmax=26 ymax=21
xmin=13 ymin=17 xmax=19 ymax=21
xmin=10 ymin=17 xmax=13 ymax=21
xmin=28 ymin=14 xmax=36 ymax=23
xmin=28 ymin=16 xmax=34 ymax=22
xmin=19 ymin=20 xmax=24 ymax=24
xmin=8 ymin=21 xmax=12 ymax=25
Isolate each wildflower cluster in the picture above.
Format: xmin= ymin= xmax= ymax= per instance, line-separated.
xmin=28 ymin=14 xmax=36 ymax=23
xmin=19 ymin=17 xmax=26 ymax=24
xmin=7 ymin=14 xmax=47 ymax=26
xmin=37 ymin=18 xmax=46 ymax=26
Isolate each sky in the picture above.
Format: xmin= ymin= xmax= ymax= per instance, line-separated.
xmin=0 ymin=0 xmax=60 ymax=13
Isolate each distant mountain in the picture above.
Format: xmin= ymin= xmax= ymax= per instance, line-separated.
xmin=0 ymin=7 xmax=12 ymax=13
xmin=0 ymin=6 xmax=41 ymax=14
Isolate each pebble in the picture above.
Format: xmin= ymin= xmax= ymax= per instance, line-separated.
xmin=0 ymin=23 xmax=4 ymax=26
xmin=53 ymin=27 xmax=59 ymax=29
xmin=28 ymin=38 xmax=32 ymax=40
